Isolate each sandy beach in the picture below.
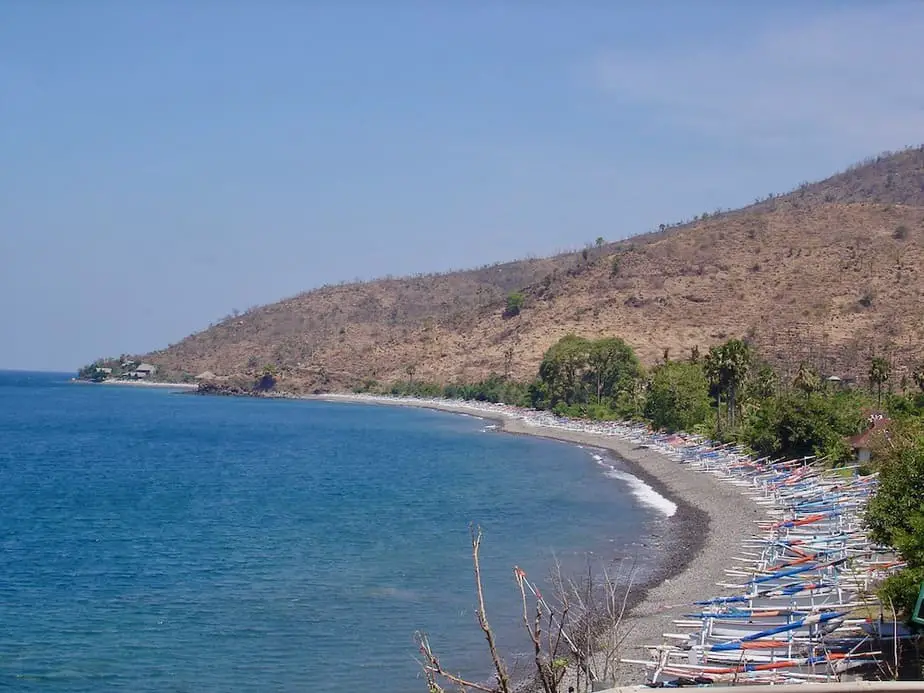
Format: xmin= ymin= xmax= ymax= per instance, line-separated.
xmin=314 ymin=394 xmax=766 ymax=687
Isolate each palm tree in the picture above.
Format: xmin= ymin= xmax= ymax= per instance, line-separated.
xmin=752 ymin=364 xmax=777 ymax=399
xmin=793 ymin=362 xmax=821 ymax=396
xmin=869 ymin=356 xmax=891 ymax=406
xmin=703 ymin=348 xmax=725 ymax=430
xmin=722 ymin=340 xmax=752 ymax=428
xmin=704 ymin=339 xmax=752 ymax=429
xmin=913 ymin=365 xmax=924 ymax=393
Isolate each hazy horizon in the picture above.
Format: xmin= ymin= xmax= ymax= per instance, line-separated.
xmin=4 ymin=2 xmax=924 ymax=370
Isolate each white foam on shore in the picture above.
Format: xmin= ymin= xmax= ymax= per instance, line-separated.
xmin=592 ymin=454 xmax=678 ymax=517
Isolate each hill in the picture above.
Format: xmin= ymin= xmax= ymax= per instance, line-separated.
xmin=141 ymin=146 xmax=924 ymax=392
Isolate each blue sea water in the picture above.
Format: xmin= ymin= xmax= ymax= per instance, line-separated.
xmin=0 ymin=371 xmax=666 ymax=692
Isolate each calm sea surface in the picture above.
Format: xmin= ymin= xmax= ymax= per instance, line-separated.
xmin=0 ymin=371 xmax=665 ymax=692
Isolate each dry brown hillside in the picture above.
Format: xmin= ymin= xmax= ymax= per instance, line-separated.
xmin=144 ymin=146 xmax=924 ymax=392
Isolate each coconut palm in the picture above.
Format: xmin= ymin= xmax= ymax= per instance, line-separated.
xmin=869 ymin=356 xmax=891 ymax=406
xmin=793 ymin=362 xmax=821 ymax=396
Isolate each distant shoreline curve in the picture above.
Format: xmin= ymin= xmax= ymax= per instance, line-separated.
xmin=71 ymin=378 xmax=198 ymax=390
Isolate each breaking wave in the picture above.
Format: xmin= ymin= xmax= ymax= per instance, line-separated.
xmin=592 ymin=454 xmax=678 ymax=517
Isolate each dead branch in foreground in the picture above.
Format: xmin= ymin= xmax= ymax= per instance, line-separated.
xmin=416 ymin=525 xmax=510 ymax=693
xmin=417 ymin=530 xmax=638 ymax=693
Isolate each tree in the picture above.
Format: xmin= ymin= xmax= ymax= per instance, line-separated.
xmin=644 ymin=361 xmax=712 ymax=432
xmin=703 ymin=339 xmax=752 ymax=429
xmin=537 ymin=335 xmax=591 ymax=407
xmin=792 ymin=362 xmax=821 ymax=396
xmin=750 ymin=364 xmax=777 ymax=400
xmin=504 ymin=292 xmax=525 ymax=318
xmin=865 ymin=420 xmax=924 ymax=616
xmin=595 ymin=236 xmax=605 ymax=248
xmin=503 ymin=345 xmax=515 ymax=380
xmin=741 ymin=391 xmax=864 ymax=464
xmin=912 ymin=364 xmax=924 ymax=393
xmin=534 ymin=336 xmax=643 ymax=415
xmin=869 ymin=356 xmax=891 ymax=406
xmin=584 ymin=337 xmax=642 ymax=407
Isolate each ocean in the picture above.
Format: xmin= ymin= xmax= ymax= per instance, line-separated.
xmin=0 ymin=371 xmax=670 ymax=692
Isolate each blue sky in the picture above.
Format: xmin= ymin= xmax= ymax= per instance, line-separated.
xmin=3 ymin=1 xmax=923 ymax=371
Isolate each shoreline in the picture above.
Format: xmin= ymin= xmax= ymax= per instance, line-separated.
xmin=72 ymin=378 xmax=198 ymax=390
xmin=312 ymin=394 xmax=765 ymax=686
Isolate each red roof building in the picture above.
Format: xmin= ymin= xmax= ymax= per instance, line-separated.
xmin=848 ymin=412 xmax=891 ymax=464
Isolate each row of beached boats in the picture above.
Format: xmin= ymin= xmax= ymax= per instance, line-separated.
xmin=594 ymin=426 xmax=911 ymax=687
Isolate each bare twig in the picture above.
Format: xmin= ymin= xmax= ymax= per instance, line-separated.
xmin=515 ymin=567 xmax=566 ymax=693
xmin=471 ymin=525 xmax=511 ymax=693
xmin=413 ymin=526 xmax=509 ymax=693
xmin=415 ymin=632 xmax=496 ymax=693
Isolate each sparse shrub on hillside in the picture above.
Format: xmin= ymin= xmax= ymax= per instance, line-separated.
xmin=894 ymin=224 xmax=909 ymax=240
xmin=352 ymin=379 xmax=379 ymax=393
xmin=387 ymin=380 xmax=442 ymax=398
xmin=610 ymin=256 xmax=621 ymax=277
xmin=858 ymin=289 xmax=875 ymax=308
xmin=504 ymin=292 xmax=525 ymax=318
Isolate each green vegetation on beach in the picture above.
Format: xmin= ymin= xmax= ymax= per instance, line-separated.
xmin=370 ymin=334 xmax=924 ymax=618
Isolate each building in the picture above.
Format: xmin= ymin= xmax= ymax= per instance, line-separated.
xmin=129 ymin=363 xmax=158 ymax=379
xmin=848 ymin=412 xmax=891 ymax=464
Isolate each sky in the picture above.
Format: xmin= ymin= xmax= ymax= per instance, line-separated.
xmin=2 ymin=1 xmax=923 ymax=371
